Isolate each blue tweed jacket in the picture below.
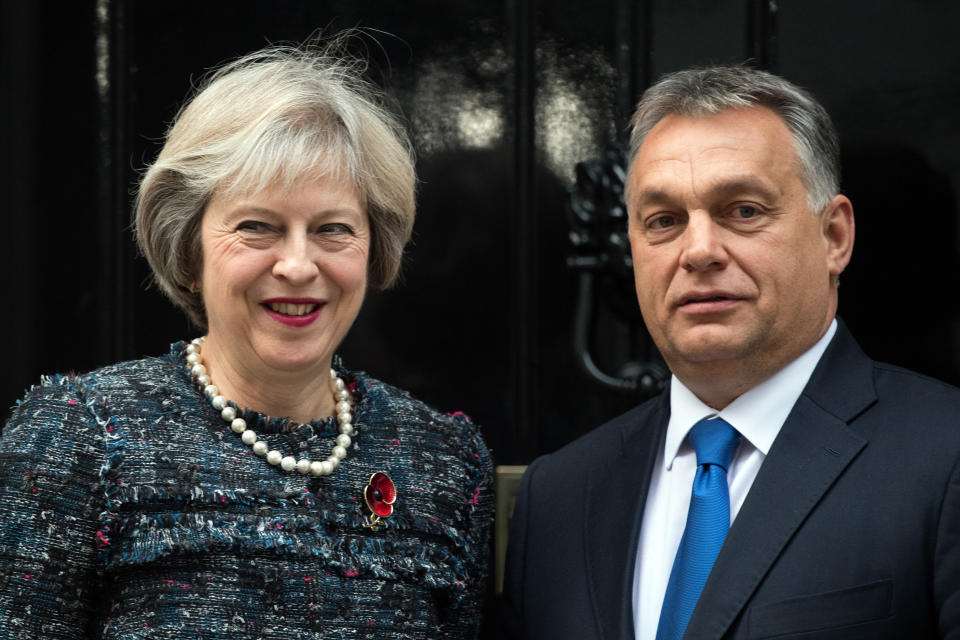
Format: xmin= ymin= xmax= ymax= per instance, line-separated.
xmin=0 ymin=343 xmax=493 ymax=639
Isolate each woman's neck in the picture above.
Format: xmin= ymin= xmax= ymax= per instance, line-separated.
xmin=197 ymin=335 xmax=335 ymax=424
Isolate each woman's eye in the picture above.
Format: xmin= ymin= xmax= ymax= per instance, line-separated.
xmin=318 ymin=223 xmax=353 ymax=234
xmin=236 ymin=220 xmax=269 ymax=232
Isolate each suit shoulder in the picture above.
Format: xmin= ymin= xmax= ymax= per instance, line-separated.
xmin=871 ymin=360 xmax=960 ymax=406
xmin=349 ymin=369 xmax=484 ymax=434
xmin=856 ymin=361 xmax=960 ymax=453
xmin=873 ymin=362 xmax=960 ymax=398
xmin=526 ymin=393 xmax=665 ymax=478
xmin=5 ymin=373 xmax=94 ymax=441
xmin=345 ymin=368 xmax=493 ymax=475
xmin=78 ymin=351 xmax=181 ymax=393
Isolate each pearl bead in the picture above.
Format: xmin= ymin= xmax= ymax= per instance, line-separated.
xmin=187 ymin=338 xmax=354 ymax=476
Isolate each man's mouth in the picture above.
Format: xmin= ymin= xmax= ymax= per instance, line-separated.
xmin=683 ymin=296 xmax=731 ymax=304
xmin=265 ymin=302 xmax=321 ymax=316
xmin=676 ymin=292 xmax=743 ymax=311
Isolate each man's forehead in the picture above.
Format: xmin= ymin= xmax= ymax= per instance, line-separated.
xmin=648 ymin=106 xmax=788 ymax=143
xmin=627 ymin=108 xmax=798 ymax=190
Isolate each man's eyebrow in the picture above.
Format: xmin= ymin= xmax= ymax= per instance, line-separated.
xmin=632 ymin=177 xmax=780 ymax=207
xmin=632 ymin=188 xmax=673 ymax=208
xmin=705 ymin=176 xmax=780 ymax=200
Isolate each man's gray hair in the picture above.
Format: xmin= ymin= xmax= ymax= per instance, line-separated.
xmin=628 ymin=65 xmax=840 ymax=212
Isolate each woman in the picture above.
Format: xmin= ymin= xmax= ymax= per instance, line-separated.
xmin=0 ymin=41 xmax=493 ymax=638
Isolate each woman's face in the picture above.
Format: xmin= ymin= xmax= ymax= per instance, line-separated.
xmin=199 ymin=175 xmax=369 ymax=377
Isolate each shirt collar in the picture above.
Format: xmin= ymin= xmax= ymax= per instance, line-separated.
xmin=664 ymin=318 xmax=837 ymax=469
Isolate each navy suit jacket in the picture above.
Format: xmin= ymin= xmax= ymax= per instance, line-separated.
xmin=501 ymin=323 xmax=960 ymax=639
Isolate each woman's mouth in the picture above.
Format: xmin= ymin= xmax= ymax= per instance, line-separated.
xmin=262 ymin=300 xmax=324 ymax=327
xmin=266 ymin=302 xmax=320 ymax=316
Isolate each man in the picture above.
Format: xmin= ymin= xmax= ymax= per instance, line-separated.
xmin=501 ymin=66 xmax=960 ymax=639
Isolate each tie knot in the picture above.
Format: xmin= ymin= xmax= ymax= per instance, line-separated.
xmin=688 ymin=418 xmax=740 ymax=470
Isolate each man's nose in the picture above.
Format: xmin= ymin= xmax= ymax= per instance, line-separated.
xmin=272 ymin=236 xmax=319 ymax=284
xmin=680 ymin=213 xmax=728 ymax=272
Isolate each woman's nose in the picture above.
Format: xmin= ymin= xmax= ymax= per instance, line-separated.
xmin=272 ymin=237 xmax=319 ymax=284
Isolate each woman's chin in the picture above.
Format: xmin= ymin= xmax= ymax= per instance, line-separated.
xmin=260 ymin=349 xmax=332 ymax=375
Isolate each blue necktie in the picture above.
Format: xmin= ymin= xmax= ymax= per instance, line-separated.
xmin=655 ymin=417 xmax=741 ymax=640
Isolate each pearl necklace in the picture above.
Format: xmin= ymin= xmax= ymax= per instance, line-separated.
xmin=185 ymin=337 xmax=354 ymax=476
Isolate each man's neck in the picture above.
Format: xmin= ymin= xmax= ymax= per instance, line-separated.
xmin=673 ymin=319 xmax=839 ymax=410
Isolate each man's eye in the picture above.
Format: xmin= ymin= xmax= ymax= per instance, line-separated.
xmin=734 ymin=205 xmax=758 ymax=219
xmin=648 ymin=215 xmax=675 ymax=229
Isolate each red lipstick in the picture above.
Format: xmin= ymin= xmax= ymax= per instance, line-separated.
xmin=262 ymin=298 xmax=324 ymax=327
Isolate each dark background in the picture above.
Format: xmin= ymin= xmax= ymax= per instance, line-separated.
xmin=3 ymin=0 xmax=959 ymax=474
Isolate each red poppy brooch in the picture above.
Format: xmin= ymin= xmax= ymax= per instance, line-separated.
xmin=363 ymin=472 xmax=397 ymax=530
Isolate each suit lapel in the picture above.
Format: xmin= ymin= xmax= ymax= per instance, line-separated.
xmin=684 ymin=322 xmax=877 ymax=640
xmin=585 ymin=393 xmax=669 ymax=640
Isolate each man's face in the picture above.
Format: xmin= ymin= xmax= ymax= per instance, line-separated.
xmin=626 ymin=106 xmax=852 ymax=402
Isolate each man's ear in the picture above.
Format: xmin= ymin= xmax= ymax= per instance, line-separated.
xmin=821 ymin=194 xmax=855 ymax=279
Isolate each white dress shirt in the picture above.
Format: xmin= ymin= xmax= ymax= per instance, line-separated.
xmin=632 ymin=319 xmax=837 ymax=640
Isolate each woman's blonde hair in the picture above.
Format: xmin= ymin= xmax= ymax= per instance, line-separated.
xmin=135 ymin=37 xmax=416 ymax=328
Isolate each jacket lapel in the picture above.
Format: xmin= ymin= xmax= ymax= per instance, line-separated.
xmin=585 ymin=393 xmax=669 ymax=640
xmin=683 ymin=322 xmax=876 ymax=639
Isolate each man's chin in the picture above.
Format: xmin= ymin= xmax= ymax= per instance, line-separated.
xmin=660 ymin=331 xmax=757 ymax=367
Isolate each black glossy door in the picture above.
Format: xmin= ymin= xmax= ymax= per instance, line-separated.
xmin=4 ymin=0 xmax=960 ymax=476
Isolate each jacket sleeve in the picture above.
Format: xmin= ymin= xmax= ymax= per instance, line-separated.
xmin=0 ymin=376 xmax=107 ymax=638
xmin=498 ymin=455 xmax=543 ymax=640
xmin=936 ymin=453 xmax=960 ymax=639
xmin=440 ymin=417 xmax=495 ymax=640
